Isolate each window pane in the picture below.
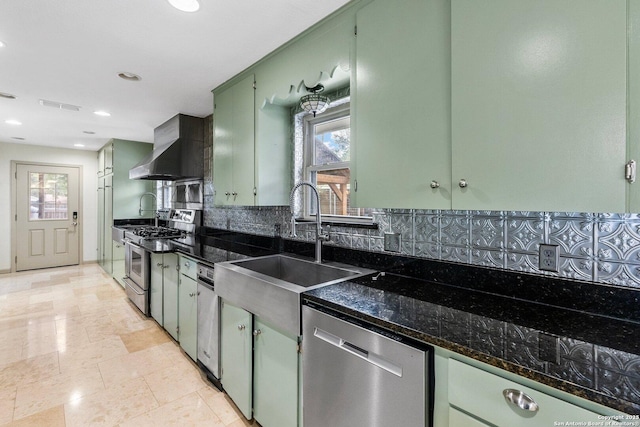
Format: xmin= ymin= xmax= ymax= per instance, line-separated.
xmin=313 ymin=116 xmax=350 ymax=165
xmin=29 ymin=172 xmax=68 ymax=220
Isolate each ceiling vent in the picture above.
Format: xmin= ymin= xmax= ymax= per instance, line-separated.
xmin=39 ymin=99 xmax=81 ymax=111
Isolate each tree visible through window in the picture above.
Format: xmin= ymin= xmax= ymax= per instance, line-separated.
xmin=304 ymin=102 xmax=372 ymax=220
xmin=29 ymin=173 xmax=68 ymax=220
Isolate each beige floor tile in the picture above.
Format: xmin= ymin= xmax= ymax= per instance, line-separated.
xmin=144 ymin=359 xmax=210 ymax=405
xmin=0 ymin=386 xmax=17 ymax=425
xmin=98 ymin=345 xmax=174 ymax=389
xmin=199 ymin=390 xmax=244 ymax=426
xmin=120 ymin=325 xmax=171 ymax=353
xmin=2 ymin=404 xmax=66 ymax=427
xmin=58 ymin=336 xmax=128 ymax=374
xmin=0 ymin=352 xmax=60 ymax=389
xmin=120 ymin=392 xmax=225 ymax=427
xmin=64 ymin=377 xmax=159 ymax=427
xmin=13 ymin=365 xmax=105 ymax=420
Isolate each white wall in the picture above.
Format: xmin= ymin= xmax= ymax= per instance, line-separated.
xmin=0 ymin=141 xmax=98 ymax=272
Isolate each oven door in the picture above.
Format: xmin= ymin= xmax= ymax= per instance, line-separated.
xmin=125 ymin=241 xmax=149 ymax=291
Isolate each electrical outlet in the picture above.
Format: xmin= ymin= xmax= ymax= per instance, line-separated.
xmin=539 ymin=244 xmax=560 ymax=272
xmin=384 ymin=233 xmax=401 ymax=252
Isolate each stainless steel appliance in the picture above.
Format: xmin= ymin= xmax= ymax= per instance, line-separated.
xmin=196 ymin=262 xmax=222 ymax=390
xmin=123 ymin=241 xmax=151 ymax=315
xmin=302 ymin=305 xmax=434 ymax=427
xmin=122 ymin=208 xmax=201 ymax=316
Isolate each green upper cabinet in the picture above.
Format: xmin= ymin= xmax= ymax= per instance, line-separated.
xmin=628 ymin=1 xmax=640 ymax=212
xmin=451 ymin=0 xmax=628 ymax=212
xmin=213 ymin=74 xmax=256 ymax=206
xmin=352 ymin=0 xmax=451 ymax=209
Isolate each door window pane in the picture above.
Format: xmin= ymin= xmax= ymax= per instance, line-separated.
xmin=29 ymin=173 xmax=68 ymax=220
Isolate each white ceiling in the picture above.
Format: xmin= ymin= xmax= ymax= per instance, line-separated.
xmin=0 ymin=0 xmax=352 ymax=151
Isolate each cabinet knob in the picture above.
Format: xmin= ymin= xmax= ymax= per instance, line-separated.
xmin=253 ymin=329 xmax=262 ymax=336
xmin=458 ymin=179 xmax=468 ymax=188
xmin=225 ymin=192 xmax=231 ymax=197
xmin=502 ymin=389 xmax=539 ymax=412
xmin=189 ymin=292 xmax=195 ymax=297
xmin=430 ymin=180 xmax=440 ymax=189
xmin=157 ymin=263 xmax=163 ymax=267
xmin=237 ymin=324 xmax=246 ymax=331
xmin=184 ymin=262 xmax=190 ymax=268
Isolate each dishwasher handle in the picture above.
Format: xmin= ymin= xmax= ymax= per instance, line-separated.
xmin=313 ymin=327 xmax=402 ymax=377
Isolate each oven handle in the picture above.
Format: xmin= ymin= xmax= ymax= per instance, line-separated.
xmin=124 ymin=239 xmax=142 ymax=250
xmin=123 ymin=277 xmax=145 ymax=295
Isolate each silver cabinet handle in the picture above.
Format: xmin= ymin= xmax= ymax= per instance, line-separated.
xmin=157 ymin=263 xmax=163 ymax=267
xmin=225 ymin=192 xmax=231 ymax=196
xmin=459 ymin=179 xmax=468 ymax=188
xmin=253 ymin=329 xmax=262 ymax=336
xmin=430 ymin=180 xmax=440 ymax=189
xmin=237 ymin=324 xmax=245 ymax=331
xmin=189 ymin=292 xmax=195 ymax=297
xmin=502 ymin=389 xmax=539 ymax=412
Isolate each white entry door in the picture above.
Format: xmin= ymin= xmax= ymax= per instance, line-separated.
xmin=15 ymin=163 xmax=80 ymax=271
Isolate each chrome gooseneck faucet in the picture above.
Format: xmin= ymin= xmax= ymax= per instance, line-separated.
xmin=289 ymin=182 xmax=330 ymax=263
xmin=139 ymin=192 xmax=158 ymax=227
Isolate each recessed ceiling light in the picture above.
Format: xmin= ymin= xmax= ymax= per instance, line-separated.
xmin=12 ymin=137 xmax=25 ymax=141
xmin=0 ymin=92 xmax=16 ymax=99
xmin=0 ymin=41 xmax=5 ymax=48
xmin=74 ymin=143 xmax=85 ymax=147
xmin=118 ymin=72 xmax=141 ymax=81
xmin=168 ymin=0 xmax=200 ymax=12
xmin=5 ymin=119 xmax=22 ymax=125
xmin=83 ymin=130 xmax=96 ymax=134
xmin=94 ymin=110 xmax=111 ymax=117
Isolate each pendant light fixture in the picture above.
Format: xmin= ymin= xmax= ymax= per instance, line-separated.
xmin=300 ymin=84 xmax=330 ymax=117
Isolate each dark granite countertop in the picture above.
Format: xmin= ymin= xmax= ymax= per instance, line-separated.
xmin=303 ymin=274 xmax=640 ymax=415
xmin=125 ymin=226 xmax=640 ymax=414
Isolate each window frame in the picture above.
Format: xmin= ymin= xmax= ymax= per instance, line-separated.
xmin=301 ymin=101 xmax=373 ymax=224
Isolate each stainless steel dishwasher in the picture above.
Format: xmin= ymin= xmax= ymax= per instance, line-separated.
xmin=302 ymin=305 xmax=434 ymax=427
xmin=197 ymin=263 xmax=222 ymax=390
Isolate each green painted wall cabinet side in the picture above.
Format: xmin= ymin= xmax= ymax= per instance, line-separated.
xmin=213 ymin=74 xmax=255 ymax=206
xmin=111 ymin=240 xmax=125 ymax=288
xmin=352 ymin=0 xmax=451 ymax=209
xmin=150 ymin=252 xmax=164 ymax=326
xmin=220 ymin=300 xmax=253 ymax=420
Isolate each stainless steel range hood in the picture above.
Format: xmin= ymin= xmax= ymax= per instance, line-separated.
xmin=129 ymin=114 xmax=204 ymax=180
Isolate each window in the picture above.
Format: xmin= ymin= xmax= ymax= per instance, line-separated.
xmin=29 ymin=173 xmax=68 ymax=220
xmin=301 ymin=101 xmax=372 ymax=222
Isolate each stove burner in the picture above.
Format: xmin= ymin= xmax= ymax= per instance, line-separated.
xmin=131 ymin=226 xmax=184 ymax=239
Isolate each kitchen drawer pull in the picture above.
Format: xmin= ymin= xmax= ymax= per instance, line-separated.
xmin=502 ymin=389 xmax=539 ymax=413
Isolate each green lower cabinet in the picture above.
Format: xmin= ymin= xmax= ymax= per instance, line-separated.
xmin=448 ymin=358 xmax=609 ymax=426
xmin=220 ymin=300 xmax=253 ymax=420
xmin=150 ymin=253 xmax=164 ymax=326
xmin=253 ymin=316 xmax=298 ymax=427
xmin=178 ymin=273 xmax=197 ymax=361
xmin=111 ymin=240 xmax=125 ymax=288
xmin=220 ymin=301 xmax=300 ymax=426
xmin=162 ymin=253 xmax=179 ymax=341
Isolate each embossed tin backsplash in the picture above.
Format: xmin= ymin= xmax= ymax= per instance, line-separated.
xmin=202 ymin=204 xmax=640 ymax=289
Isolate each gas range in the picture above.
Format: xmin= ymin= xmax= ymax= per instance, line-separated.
xmin=130 ymin=226 xmax=185 ymax=239
xmin=123 ymin=209 xmax=201 ymax=244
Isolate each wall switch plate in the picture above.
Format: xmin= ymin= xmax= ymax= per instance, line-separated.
xmin=539 ymin=244 xmax=560 ymax=272
xmin=384 ymin=233 xmax=401 ymax=252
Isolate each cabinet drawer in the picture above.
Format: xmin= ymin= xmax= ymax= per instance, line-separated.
xmin=448 ymin=359 xmax=606 ymax=426
xmin=179 ymin=255 xmax=198 ymax=280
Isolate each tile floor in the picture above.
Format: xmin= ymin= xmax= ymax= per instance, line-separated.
xmin=0 ymin=263 xmax=256 ymax=426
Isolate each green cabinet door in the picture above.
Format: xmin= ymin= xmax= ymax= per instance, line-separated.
xmin=97 ymin=181 xmax=104 ymax=268
xmin=253 ymin=317 xmax=298 ymax=427
xmin=451 ymin=0 xmax=627 ymax=212
xmin=150 ymin=252 xmax=164 ymax=326
xmin=220 ymin=300 xmax=253 ymax=420
xmin=213 ymin=74 xmax=255 ymax=206
xmin=103 ymin=175 xmax=113 ymax=275
xmin=162 ymin=252 xmax=179 ymax=341
xmin=449 ymin=407 xmax=489 ymax=427
xmin=112 ymin=240 xmax=125 ymax=288
xmin=628 ymin=1 xmax=640 ymax=212
xmin=178 ymin=274 xmax=198 ymax=361
xmin=352 ymin=0 xmax=451 ymax=209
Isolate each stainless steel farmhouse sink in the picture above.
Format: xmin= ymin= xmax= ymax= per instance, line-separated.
xmin=214 ymin=254 xmax=375 ymax=337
